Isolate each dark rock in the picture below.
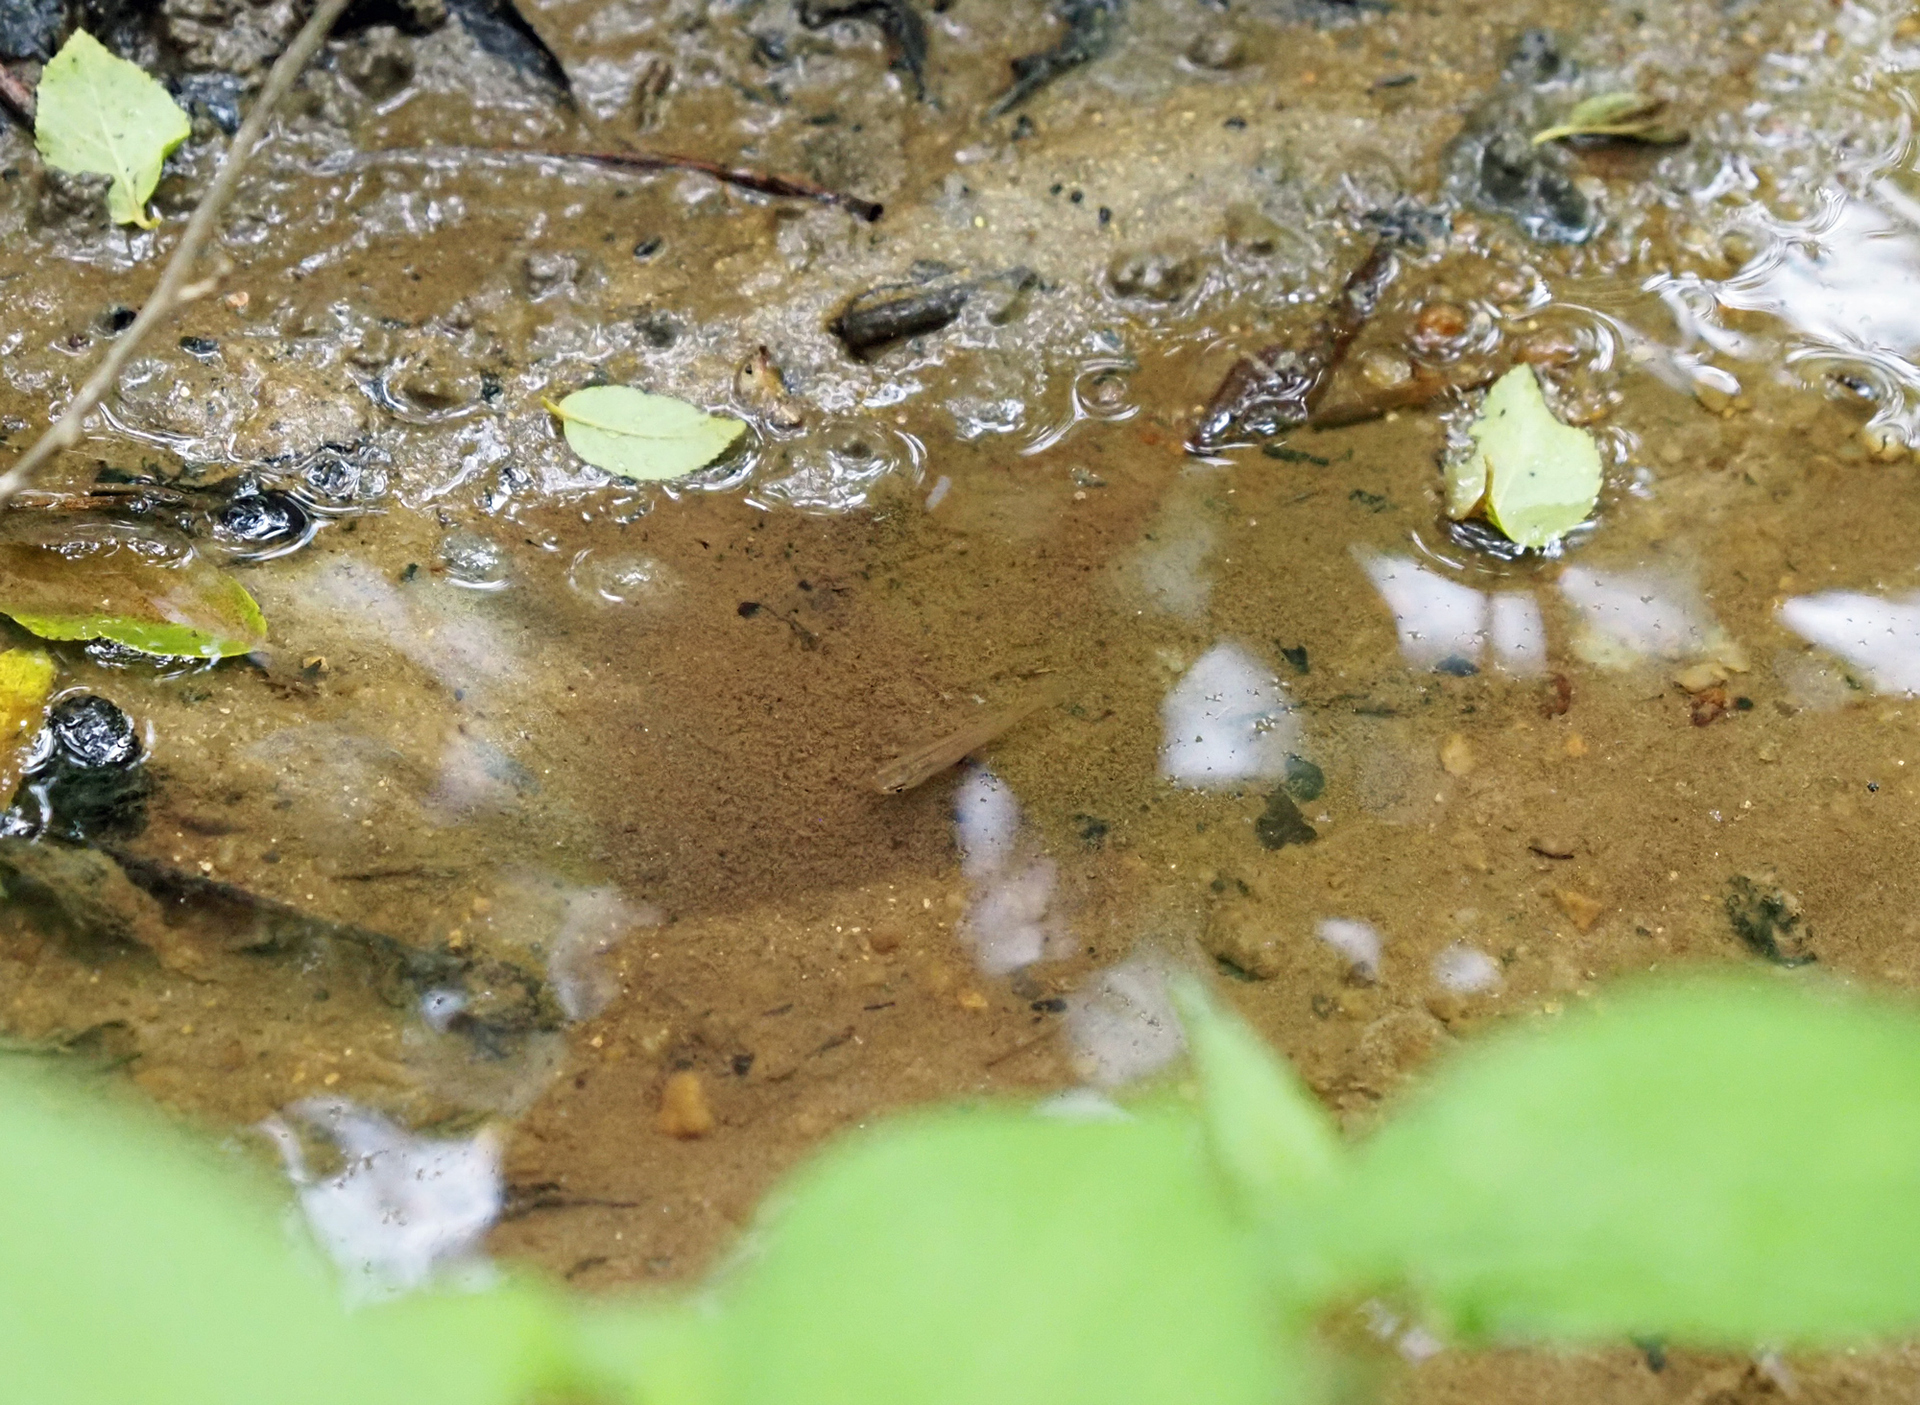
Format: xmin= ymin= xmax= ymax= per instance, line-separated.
xmin=1458 ymin=127 xmax=1596 ymax=244
xmin=6 ymin=695 xmax=153 ymax=845
xmin=445 ymin=0 xmax=570 ymax=98
xmin=172 ymin=71 xmax=244 ymax=132
xmin=1106 ymin=248 xmax=1204 ymax=303
xmin=0 ymin=0 xmax=64 ymax=60
xmin=1504 ymin=28 xmax=1567 ymax=87
xmin=1283 ymin=754 xmax=1324 ymax=802
xmin=212 ymin=489 xmax=313 ymax=559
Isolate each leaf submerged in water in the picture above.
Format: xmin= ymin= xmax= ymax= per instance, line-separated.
xmin=0 ymin=523 xmax=267 ymax=658
xmin=33 ymin=29 xmax=192 ymax=228
xmin=0 ymin=649 xmax=55 ymax=805
xmin=545 ymin=386 xmax=747 ymax=482
xmin=1445 ymin=365 xmax=1602 ymax=551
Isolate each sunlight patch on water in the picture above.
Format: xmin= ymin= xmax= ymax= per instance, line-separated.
xmin=1067 ymin=950 xmax=1185 ymax=1090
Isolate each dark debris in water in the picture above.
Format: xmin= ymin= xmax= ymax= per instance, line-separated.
xmin=1726 ymin=874 xmax=1816 ymax=966
xmin=1255 ymin=786 xmax=1317 ymax=850
xmin=444 ymin=0 xmax=571 ymax=100
xmin=987 ymin=0 xmax=1122 ymax=118
xmin=799 ymin=0 xmax=929 ymax=100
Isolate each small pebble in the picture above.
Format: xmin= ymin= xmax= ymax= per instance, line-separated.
xmin=657 ymin=1071 xmax=714 ymax=1139
xmin=1439 ymin=733 xmax=1476 ymax=776
xmin=1529 ymin=834 xmax=1577 ymax=859
xmin=957 ymin=988 xmax=989 ymax=1012
xmin=1554 ymin=889 xmax=1605 ymax=932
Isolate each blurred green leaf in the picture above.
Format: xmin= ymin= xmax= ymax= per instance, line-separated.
xmin=33 ymin=29 xmax=190 ymax=227
xmin=1171 ymin=977 xmax=1343 ymax=1207
xmin=1329 ymin=975 xmax=1920 ymax=1347
xmin=546 ymin=386 xmax=746 ymax=482
xmin=0 ymin=523 xmax=266 ymax=657
xmin=1532 ymin=91 xmax=1686 ymax=146
xmin=1446 ymin=365 xmax=1601 ymax=550
xmin=0 ymin=1063 xmax=584 ymax=1405
xmin=713 ymin=1102 xmax=1321 ymax=1405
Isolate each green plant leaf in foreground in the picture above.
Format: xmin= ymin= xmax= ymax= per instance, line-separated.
xmin=0 ymin=1064 xmax=590 ymax=1405
xmin=33 ymin=29 xmax=191 ymax=228
xmin=546 ymin=385 xmax=747 ymax=482
xmin=712 ymin=1102 xmax=1319 ymax=1405
xmin=1532 ymin=91 xmax=1686 ymax=147
xmin=1327 ymin=975 xmax=1920 ymax=1347
xmin=0 ymin=522 xmax=267 ymax=658
xmin=1444 ymin=364 xmax=1601 ymax=550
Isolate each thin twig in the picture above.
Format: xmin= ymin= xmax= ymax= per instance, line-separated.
xmin=0 ymin=0 xmax=353 ymax=510
xmin=0 ymin=63 xmax=35 ymax=127
xmin=532 ymin=148 xmax=883 ymax=221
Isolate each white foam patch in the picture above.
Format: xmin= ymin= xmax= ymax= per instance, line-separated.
xmin=1779 ymin=591 xmax=1920 ymax=695
xmin=1067 ymin=952 xmax=1185 ymax=1089
xmin=546 ymin=886 xmax=658 ymax=1021
xmin=1433 ymin=944 xmax=1501 ymax=994
xmin=1160 ymin=641 xmax=1296 ymax=788
xmin=263 ymin=1099 xmax=502 ymax=1301
xmin=953 ymin=767 xmax=1059 ymax=974
xmin=1316 ymin=918 xmax=1383 ymax=980
xmin=1362 ymin=555 xmax=1487 ymax=669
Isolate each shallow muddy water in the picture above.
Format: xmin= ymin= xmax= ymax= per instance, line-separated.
xmin=6 ymin=0 xmax=1920 ymax=1395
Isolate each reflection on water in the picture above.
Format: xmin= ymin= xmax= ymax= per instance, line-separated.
xmin=262 ymin=1099 xmax=502 ymax=1301
xmin=1160 ymin=642 xmax=1297 ymax=788
xmin=1780 ymin=591 xmax=1920 ymax=694
xmin=1558 ymin=566 xmax=1732 ymax=668
xmin=1362 ymin=555 xmax=1546 ymax=675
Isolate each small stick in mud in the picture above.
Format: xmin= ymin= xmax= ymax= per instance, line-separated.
xmin=0 ymin=64 xmax=36 ymax=127
xmin=0 ymin=0 xmax=356 ymax=509
xmin=1188 ymin=238 xmax=1398 ymax=453
xmin=537 ymin=148 xmax=883 ymax=222
xmin=873 ymin=681 xmax=1064 ymax=794
xmin=1307 ymin=365 xmax=1500 ymax=430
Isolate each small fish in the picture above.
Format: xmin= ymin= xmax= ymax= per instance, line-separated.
xmin=872 ymin=681 xmax=1062 ymax=794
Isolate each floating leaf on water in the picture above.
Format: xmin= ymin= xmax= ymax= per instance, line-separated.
xmin=0 ymin=523 xmax=267 ymax=658
xmin=1444 ymin=365 xmax=1601 ymax=551
xmin=33 ymin=29 xmax=191 ymax=228
xmin=0 ymin=649 xmax=55 ymax=805
xmin=545 ymin=386 xmax=746 ymax=482
xmin=1532 ymin=91 xmax=1687 ymax=147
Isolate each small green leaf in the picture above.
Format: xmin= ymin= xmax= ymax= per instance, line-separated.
xmin=33 ymin=29 xmax=191 ymax=228
xmin=546 ymin=386 xmax=746 ymax=482
xmin=1447 ymin=364 xmax=1601 ymax=550
xmin=1330 ymin=975 xmax=1920 ymax=1348
xmin=714 ymin=1102 xmax=1322 ymax=1405
xmin=1532 ymin=91 xmax=1686 ymax=146
xmin=0 ymin=523 xmax=267 ymax=658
